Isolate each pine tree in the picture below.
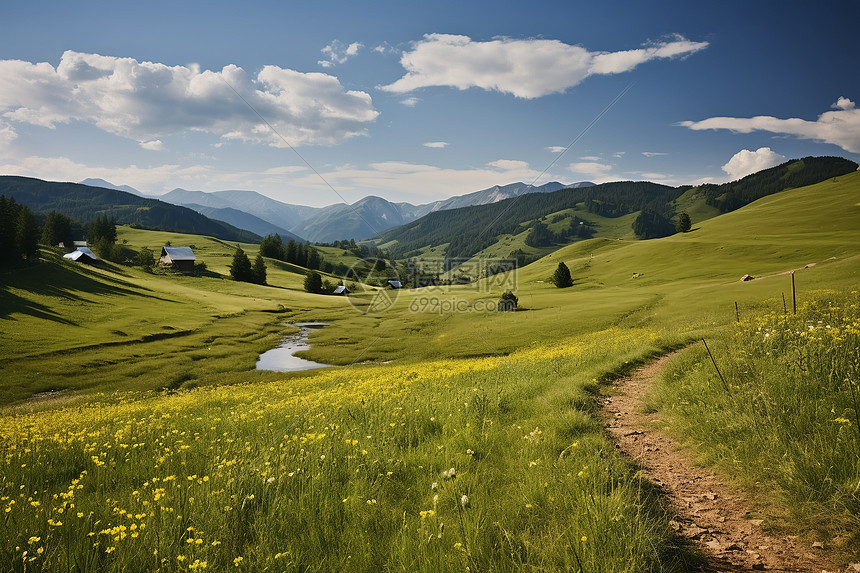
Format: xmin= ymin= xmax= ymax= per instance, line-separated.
xmin=259 ymin=234 xmax=284 ymax=259
xmin=304 ymin=270 xmax=323 ymax=293
xmin=253 ymin=253 xmax=267 ymax=285
xmin=15 ymin=206 xmax=39 ymax=262
xmin=676 ymin=212 xmax=692 ymax=233
xmin=229 ymin=246 xmax=253 ymax=281
xmin=551 ymin=261 xmax=573 ymax=288
xmin=0 ymin=196 xmax=17 ymax=260
xmin=41 ymin=211 xmax=73 ymax=249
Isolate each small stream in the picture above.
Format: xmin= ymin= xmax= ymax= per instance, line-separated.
xmin=256 ymin=322 xmax=330 ymax=372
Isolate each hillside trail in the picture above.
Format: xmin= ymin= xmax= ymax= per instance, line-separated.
xmin=602 ymin=353 xmax=852 ymax=573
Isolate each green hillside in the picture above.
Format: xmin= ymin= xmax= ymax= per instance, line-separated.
xmin=1 ymin=168 xmax=859 ymax=571
xmin=375 ymin=156 xmax=857 ymax=262
xmin=0 ymin=176 xmax=261 ymax=243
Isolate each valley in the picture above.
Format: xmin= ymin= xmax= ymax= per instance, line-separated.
xmin=1 ymin=168 xmax=859 ymax=571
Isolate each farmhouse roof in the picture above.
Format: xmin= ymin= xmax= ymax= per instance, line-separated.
xmin=63 ymin=247 xmax=98 ymax=262
xmin=161 ymin=246 xmax=196 ymax=261
xmin=388 ymin=280 xmax=402 ymax=289
xmin=333 ymin=285 xmax=348 ymax=294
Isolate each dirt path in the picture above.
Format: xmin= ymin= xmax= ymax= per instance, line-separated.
xmin=602 ymin=353 xmax=850 ymax=573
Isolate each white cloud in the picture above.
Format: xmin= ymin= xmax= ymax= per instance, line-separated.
xmin=0 ymin=51 xmax=378 ymax=148
xmin=833 ymin=96 xmax=855 ymax=110
xmin=680 ymin=97 xmax=860 ymax=153
xmin=400 ymin=97 xmax=420 ymax=107
xmin=579 ymin=155 xmax=601 ymax=161
xmin=0 ymin=121 xmax=16 ymax=151
xmin=0 ymin=154 xmax=213 ymax=192
xmin=567 ymin=161 xmax=619 ymax=183
xmin=636 ymin=171 xmax=669 ymax=180
xmin=487 ymin=159 xmax=531 ymax=171
xmin=546 ymin=146 xmax=567 ymax=153
xmin=380 ymin=33 xmax=707 ymax=98
xmin=319 ymin=40 xmax=363 ymax=68
xmin=423 ymin=141 xmax=448 ymax=148
xmin=140 ymin=139 xmax=163 ymax=151
xmin=721 ymin=147 xmax=787 ymax=180
xmin=642 ymin=151 xmax=667 ymax=157
xmin=569 ymin=161 xmax=613 ymax=176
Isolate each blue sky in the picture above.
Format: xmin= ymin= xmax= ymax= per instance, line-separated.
xmin=0 ymin=0 xmax=857 ymax=207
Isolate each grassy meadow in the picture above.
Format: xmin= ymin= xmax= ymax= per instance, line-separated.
xmin=1 ymin=171 xmax=859 ymax=570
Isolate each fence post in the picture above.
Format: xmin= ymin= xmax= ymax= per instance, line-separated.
xmin=791 ymin=271 xmax=797 ymax=315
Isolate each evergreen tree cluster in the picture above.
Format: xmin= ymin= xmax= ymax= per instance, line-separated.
xmin=259 ymin=234 xmax=349 ymax=276
xmin=524 ymin=216 xmax=595 ymax=248
xmin=382 ymin=181 xmax=678 ymax=259
xmin=0 ymin=195 xmax=39 ymax=267
xmin=41 ymin=211 xmax=75 ymax=249
xmin=508 ymin=249 xmax=540 ymax=268
xmin=304 ymin=270 xmax=324 ymax=294
xmin=87 ymin=215 xmax=126 ymax=261
xmin=697 ymin=156 xmax=857 ymax=212
xmin=524 ymin=220 xmax=554 ymax=247
xmin=259 ymin=234 xmax=322 ymax=270
xmin=0 ymin=176 xmax=259 ymax=243
xmin=321 ymin=238 xmax=375 ymax=259
xmin=632 ymin=210 xmax=675 ymax=240
xmin=229 ymin=246 xmax=267 ymax=285
xmin=380 ymin=157 xmax=855 ymax=258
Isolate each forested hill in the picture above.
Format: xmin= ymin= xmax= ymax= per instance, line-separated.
xmin=380 ymin=181 xmax=678 ymax=259
xmin=0 ymin=176 xmax=260 ymax=243
xmin=377 ymin=156 xmax=858 ymax=259
xmin=691 ymin=156 xmax=858 ymax=212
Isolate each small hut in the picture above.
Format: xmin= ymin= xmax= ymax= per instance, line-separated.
xmin=333 ymin=285 xmax=349 ymax=295
xmin=159 ymin=246 xmax=196 ymax=271
xmin=63 ymin=247 xmax=98 ymax=264
xmin=387 ymin=280 xmax=402 ymax=289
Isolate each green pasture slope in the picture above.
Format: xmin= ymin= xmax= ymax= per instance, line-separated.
xmin=0 ymin=171 xmax=858 ymax=571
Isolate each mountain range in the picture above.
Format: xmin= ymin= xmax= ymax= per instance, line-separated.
xmin=4 ymin=158 xmax=855 ymax=259
xmin=0 ymin=177 xmax=260 ymax=243
xmin=145 ymin=181 xmax=590 ymax=243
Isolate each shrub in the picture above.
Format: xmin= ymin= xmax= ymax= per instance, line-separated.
xmin=498 ymin=290 xmax=518 ymax=312
xmin=135 ymin=246 xmax=156 ymax=271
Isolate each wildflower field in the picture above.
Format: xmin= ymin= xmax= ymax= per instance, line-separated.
xmin=3 ymin=173 xmax=860 ymax=570
xmin=653 ymin=290 xmax=860 ymax=552
xmin=1 ymin=327 xmax=696 ymax=572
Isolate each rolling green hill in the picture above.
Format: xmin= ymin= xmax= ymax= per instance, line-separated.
xmin=375 ymin=156 xmax=857 ymax=262
xmin=0 ymin=176 xmax=261 ymax=243
xmin=1 ymin=168 xmax=859 ymax=571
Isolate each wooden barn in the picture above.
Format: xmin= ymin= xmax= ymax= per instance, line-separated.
xmin=159 ymin=246 xmax=196 ymax=271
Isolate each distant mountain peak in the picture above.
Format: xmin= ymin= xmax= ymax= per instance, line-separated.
xmin=79 ymin=178 xmax=143 ymax=196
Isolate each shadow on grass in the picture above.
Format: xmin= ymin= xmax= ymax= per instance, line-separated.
xmin=0 ymin=259 xmax=176 ymax=322
xmin=0 ymin=289 xmax=79 ymax=325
